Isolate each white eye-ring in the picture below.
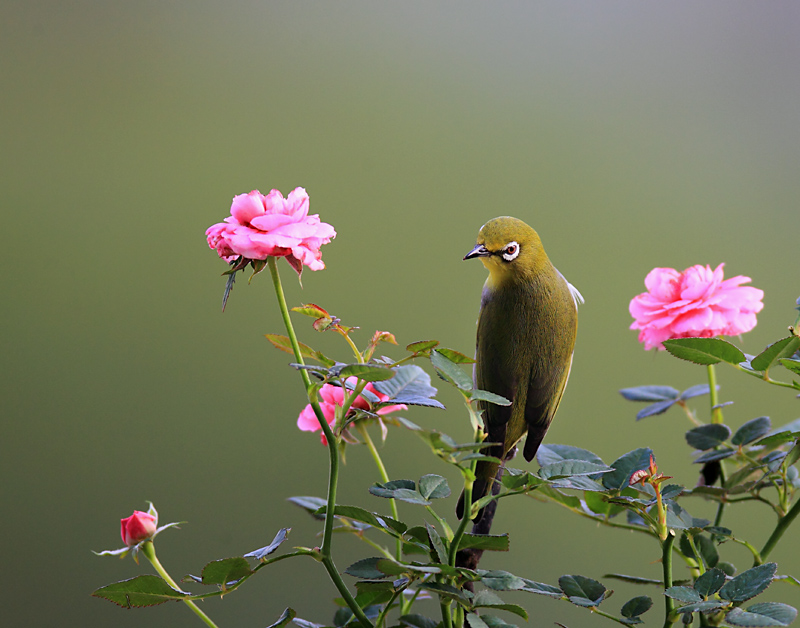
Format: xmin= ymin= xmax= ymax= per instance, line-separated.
xmin=501 ymin=241 xmax=520 ymax=261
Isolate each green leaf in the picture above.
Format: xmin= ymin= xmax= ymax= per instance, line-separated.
xmin=780 ymin=358 xmax=800 ymax=376
xmin=635 ymin=399 xmax=678 ymax=420
xmin=197 ymin=557 xmax=253 ymax=587
xmin=267 ymin=608 xmax=297 ymax=628
xmin=369 ymin=480 xmax=430 ymax=506
xmin=420 ymin=582 xmax=470 ymax=604
xmin=604 ymin=573 xmax=662 ymax=586
xmin=472 ymin=590 xmax=529 ymax=619
xmin=665 ymin=503 xmax=710 ymax=531
xmin=619 ymin=385 xmax=680 ymax=402
xmin=465 ymin=614 xmax=490 ymax=628
xmin=520 ymin=578 xmax=562 ymax=597
xmin=725 ymin=603 xmax=798 ymax=627
xmin=621 ymin=596 xmax=653 ymax=619
xmin=92 ymin=575 xmax=189 ymax=607
xmin=694 ymin=448 xmax=736 ymax=464
xmin=458 ymin=533 xmax=510 ymax=552
xmin=681 ymin=384 xmax=713 ymax=400
xmin=732 ymin=417 xmax=772 ymax=446
xmin=719 ymin=563 xmax=777 ymax=602
xmin=436 ymin=347 xmax=476 ymax=364
xmin=372 ymin=365 xmax=445 ymax=409
xmin=479 ymin=615 xmax=518 ymax=628
xmin=539 ymin=460 xmax=613 ymax=480
xmin=244 ymin=528 xmax=290 ymax=560
xmin=478 ymin=570 xmax=527 ymax=591
xmin=345 ymin=558 xmax=388 ymax=579
xmin=673 ymin=600 xmax=727 ymax=614
xmin=537 ymin=444 xmax=606 ymax=467
xmin=602 ymin=448 xmax=653 ymax=490
xmin=425 ymin=522 xmax=448 ymax=563
xmin=471 ymin=389 xmax=512 ymax=406
xmin=318 ymin=504 xmax=407 ymax=535
xmin=558 ymin=574 xmax=606 ymax=607
xmin=419 ymin=474 xmax=451 ymax=500
xmin=399 ymin=614 xmax=441 ymax=628
xmin=751 ymin=337 xmax=800 ymax=372
xmin=685 ymin=424 xmax=732 ymax=450
xmin=665 ymin=586 xmax=702 ymax=603
xmin=663 ymin=337 xmax=746 ymax=365
xmin=431 ymin=349 xmax=473 ymax=391
xmin=406 ymin=340 xmax=440 ymax=354
xmin=338 ymin=364 xmax=395 ymax=382
xmin=694 ymin=568 xmax=727 ymax=597
xmin=287 ymin=496 xmax=327 ymax=519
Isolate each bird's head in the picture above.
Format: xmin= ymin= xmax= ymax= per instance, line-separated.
xmin=464 ymin=216 xmax=549 ymax=286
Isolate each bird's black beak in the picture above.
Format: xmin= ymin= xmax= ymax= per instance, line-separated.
xmin=463 ymin=244 xmax=490 ymax=261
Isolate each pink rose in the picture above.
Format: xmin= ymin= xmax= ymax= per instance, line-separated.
xmin=629 ymin=263 xmax=764 ymax=350
xmin=297 ymin=378 xmax=407 ymax=443
xmin=120 ymin=510 xmax=157 ymax=546
xmin=206 ymin=188 xmax=335 ymax=272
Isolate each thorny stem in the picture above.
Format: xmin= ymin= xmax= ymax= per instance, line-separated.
xmin=761 ymin=495 xmax=800 ymax=561
xmin=267 ymin=257 xmax=373 ymax=628
xmin=140 ymin=541 xmax=219 ymax=628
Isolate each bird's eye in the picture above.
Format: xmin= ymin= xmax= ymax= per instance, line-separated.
xmin=501 ymin=241 xmax=520 ymax=262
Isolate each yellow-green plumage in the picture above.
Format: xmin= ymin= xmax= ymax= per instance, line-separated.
xmin=459 ymin=216 xmax=581 ymax=520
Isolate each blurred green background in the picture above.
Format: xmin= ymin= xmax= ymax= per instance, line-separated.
xmin=3 ymin=2 xmax=800 ymax=626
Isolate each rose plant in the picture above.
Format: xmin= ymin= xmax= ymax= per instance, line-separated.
xmin=93 ymin=188 xmax=800 ymax=628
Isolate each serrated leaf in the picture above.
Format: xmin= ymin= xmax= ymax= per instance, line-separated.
xmin=406 ymin=340 xmax=440 ymax=354
xmin=663 ymin=337 xmax=746 ymax=365
xmin=694 ymin=568 xmax=727 ymax=597
xmin=419 ymin=474 xmax=451 ymax=500
xmin=92 ymin=575 xmax=189 ymax=607
xmin=694 ymin=448 xmax=736 ymax=464
xmin=635 ymin=399 xmax=678 ymax=420
xmin=372 ymin=365 xmax=445 ymax=409
xmin=604 ymin=573 xmax=662 ymax=585
xmin=621 ymin=596 xmax=653 ymax=619
xmin=661 ymin=484 xmax=685 ymax=500
xmin=725 ymin=603 xmax=798 ymax=627
xmin=318 ymin=504 xmax=407 ymax=535
xmin=420 ymin=582 xmax=470 ymax=604
xmin=472 ymin=590 xmax=529 ymax=619
xmin=780 ymin=358 xmax=800 ymax=376
xmin=244 ymin=528 xmax=291 ymax=561
xmin=539 ymin=460 xmax=613 ymax=480
xmin=345 ymin=558 xmax=388 ymax=579
xmin=471 ymin=389 xmax=512 ymax=406
xmin=603 ymin=448 xmax=653 ymax=490
xmin=537 ymin=444 xmax=606 ymax=467
xmin=479 ymin=615 xmax=518 ymax=628
xmin=665 ymin=586 xmax=703 ymax=603
xmin=437 ymin=347 xmax=476 ymax=364
xmin=519 ymin=578 xmax=563 ymax=597
xmin=732 ymin=417 xmax=772 ymax=446
xmin=458 ymin=533 xmax=510 ymax=552
xmin=686 ymin=424 xmax=732 ymax=450
xmin=268 ymin=608 xmax=297 ymax=628
xmin=292 ymin=618 xmax=325 ymax=628
xmin=619 ymin=385 xmax=680 ymax=402
xmin=558 ymin=574 xmax=606 ymax=607
xmin=198 ymin=557 xmax=253 ymax=587
xmin=719 ymin=563 xmax=777 ymax=602
xmin=425 ymin=522 xmax=448 ymax=563
xmin=369 ymin=480 xmax=430 ymax=505
xmin=665 ymin=502 xmax=710 ymax=530
xmin=673 ymin=600 xmax=727 ymax=614
xmin=751 ymin=337 xmax=800 ymax=372
xmin=338 ymin=364 xmax=395 ymax=382
xmin=291 ymin=303 xmax=329 ymax=318
xmin=431 ymin=349 xmax=473 ymax=391
xmin=478 ymin=570 xmax=526 ymax=591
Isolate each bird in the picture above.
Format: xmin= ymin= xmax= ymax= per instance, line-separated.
xmin=457 ymin=216 xmax=582 ymax=521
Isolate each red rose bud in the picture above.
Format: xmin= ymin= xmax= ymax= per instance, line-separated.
xmin=120 ymin=510 xmax=157 ymax=546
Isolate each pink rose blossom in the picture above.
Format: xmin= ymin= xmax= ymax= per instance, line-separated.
xmin=629 ymin=263 xmax=764 ymax=350
xmin=120 ymin=510 xmax=157 ymax=546
xmin=206 ymin=188 xmax=335 ymax=272
xmin=297 ymin=378 xmax=407 ymax=444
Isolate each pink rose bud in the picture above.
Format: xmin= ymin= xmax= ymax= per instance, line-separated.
xmin=120 ymin=510 xmax=157 ymax=546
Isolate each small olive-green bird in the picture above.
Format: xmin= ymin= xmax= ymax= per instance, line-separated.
xmin=457 ymin=216 xmax=582 ymax=520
